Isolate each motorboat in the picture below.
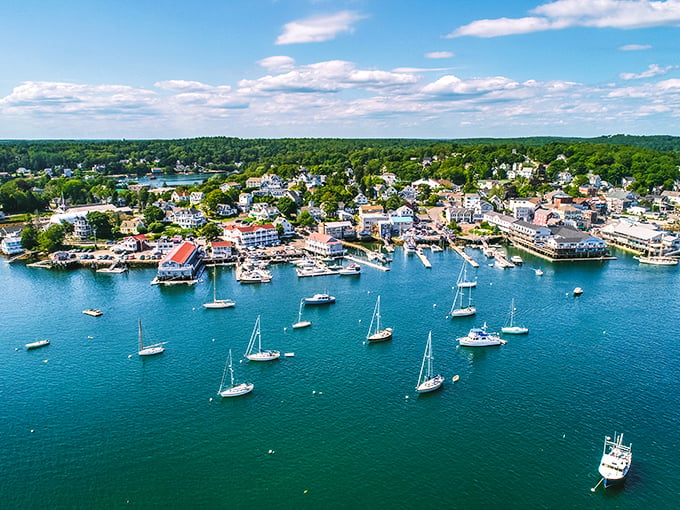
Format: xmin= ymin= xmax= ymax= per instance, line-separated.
xmin=634 ymin=255 xmax=678 ymax=266
xmin=303 ymin=293 xmax=335 ymax=305
xmin=338 ymin=263 xmax=361 ymax=276
xmin=597 ymin=433 xmax=632 ymax=488
xmin=82 ymin=308 xmax=103 ymax=317
xmin=457 ymin=324 xmax=506 ymax=347
xmin=510 ymin=255 xmax=523 ymax=265
xmin=25 ymin=339 xmax=50 ymax=350
xmin=573 ymin=287 xmax=584 ymax=296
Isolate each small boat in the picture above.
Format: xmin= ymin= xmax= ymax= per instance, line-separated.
xmin=404 ymin=240 xmax=417 ymax=255
xmin=338 ymin=263 xmax=361 ymax=276
xmin=303 ymin=293 xmax=335 ymax=305
xmin=635 ymin=255 xmax=678 ymax=266
xmin=366 ymin=295 xmax=393 ymax=342
xmin=415 ymin=331 xmax=444 ymax=393
xmin=501 ymin=298 xmax=529 ymax=335
xmin=292 ymin=299 xmax=312 ymax=329
xmin=457 ymin=324 xmax=506 ymax=347
xmin=457 ymin=264 xmax=477 ymax=288
xmin=25 ymin=339 xmax=50 ymax=350
xmin=203 ymin=267 xmax=235 ymax=309
xmin=573 ymin=287 xmax=584 ymax=296
xmin=217 ymin=349 xmax=253 ymax=398
xmin=450 ymin=266 xmax=476 ymax=318
xmin=510 ymin=255 xmax=523 ymax=265
xmin=430 ymin=244 xmax=443 ymax=252
xmin=137 ymin=320 xmax=166 ymax=356
xmin=452 ymin=374 xmax=460 ymax=383
xmin=535 ymin=268 xmax=544 ymax=276
xmin=597 ymin=433 xmax=632 ymax=488
xmin=244 ymin=315 xmax=280 ymax=361
xmin=82 ymin=308 xmax=103 ymax=317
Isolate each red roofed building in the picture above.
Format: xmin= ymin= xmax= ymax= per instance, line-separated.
xmin=120 ymin=234 xmax=151 ymax=253
xmin=157 ymin=241 xmax=202 ymax=280
xmin=222 ymin=223 xmax=279 ymax=248
xmin=304 ymin=232 xmax=346 ymax=258
xmin=210 ymin=239 xmax=233 ymax=259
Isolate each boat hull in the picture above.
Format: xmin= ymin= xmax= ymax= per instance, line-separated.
xmin=139 ymin=346 xmax=165 ymax=356
xmin=457 ymin=336 xmax=505 ymax=347
xmin=501 ymin=326 xmax=529 ymax=335
xmin=415 ymin=375 xmax=444 ymax=393
xmin=219 ymin=382 xmax=254 ymax=398
xmin=246 ymin=351 xmax=280 ymax=361
xmin=303 ymin=296 xmax=335 ymax=305
xmin=367 ymin=328 xmax=393 ymax=342
xmin=292 ymin=321 xmax=311 ymax=329
xmin=451 ymin=307 xmax=476 ymax=317
xmin=457 ymin=282 xmax=477 ymax=288
xmin=25 ymin=340 xmax=50 ymax=350
xmin=203 ymin=300 xmax=235 ymax=309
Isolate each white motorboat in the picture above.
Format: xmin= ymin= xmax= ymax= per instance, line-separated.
xmin=292 ymin=299 xmax=311 ymax=329
xmin=244 ymin=315 xmax=280 ymax=361
xmin=137 ymin=320 xmax=166 ymax=356
xmin=366 ymin=295 xmax=392 ymax=342
xmin=25 ymin=339 xmax=50 ymax=350
xmin=535 ymin=268 xmax=544 ymax=276
xmin=217 ymin=349 xmax=253 ymax=398
xmin=635 ymin=255 xmax=678 ymax=266
xmin=82 ymin=308 xmax=103 ymax=317
xmin=303 ymin=293 xmax=335 ymax=305
xmin=501 ymin=298 xmax=529 ymax=335
xmin=338 ymin=263 xmax=361 ymax=276
xmin=457 ymin=324 xmax=506 ymax=347
xmin=510 ymin=255 xmax=523 ymax=265
xmin=597 ymin=433 xmax=632 ymax=488
xmin=573 ymin=287 xmax=584 ymax=296
xmin=415 ymin=331 xmax=444 ymax=393
xmin=203 ymin=267 xmax=235 ymax=309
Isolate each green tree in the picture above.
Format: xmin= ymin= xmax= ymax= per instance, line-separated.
xmin=21 ymin=224 xmax=39 ymax=250
xmin=296 ymin=209 xmax=315 ymax=227
xmin=276 ymin=196 xmax=297 ymax=218
xmin=86 ymin=211 xmax=113 ymax=239
xmin=143 ymin=205 xmax=166 ymax=224
xmin=38 ymin=224 xmax=66 ymax=252
xmin=199 ymin=222 xmax=222 ymax=240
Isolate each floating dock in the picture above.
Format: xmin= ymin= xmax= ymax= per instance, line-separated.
xmin=450 ymin=246 xmax=480 ymax=268
xmin=344 ymin=255 xmax=390 ymax=272
xmin=416 ymin=250 xmax=432 ymax=268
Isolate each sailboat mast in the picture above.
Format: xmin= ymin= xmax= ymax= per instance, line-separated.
xmin=213 ymin=268 xmax=217 ymax=302
xmin=426 ymin=336 xmax=433 ymax=378
xmin=219 ymin=355 xmax=229 ymax=393
xmin=256 ymin=316 xmax=261 ymax=353
xmin=228 ymin=349 xmax=235 ymax=387
xmin=375 ymin=296 xmax=381 ymax=332
xmin=138 ymin=320 xmax=143 ymax=350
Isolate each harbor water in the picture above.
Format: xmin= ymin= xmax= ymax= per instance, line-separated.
xmin=1 ymin=248 xmax=679 ymax=509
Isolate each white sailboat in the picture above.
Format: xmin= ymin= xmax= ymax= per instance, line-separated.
xmin=366 ymin=295 xmax=393 ymax=342
xmin=217 ymin=349 xmax=253 ymax=397
xmin=244 ymin=316 xmax=280 ymax=361
xmin=457 ymin=264 xmax=477 ymax=288
xmin=292 ymin=299 xmax=311 ymax=329
xmin=203 ymin=267 xmax=235 ymax=309
xmin=501 ymin=298 xmax=529 ymax=335
xmin=415 ymin=331 xmax=444 ymax=393
xmin=137 ymin=320 xmax=166 ymax=356
xmin=450 ymin=268 xmax=476 ymax=317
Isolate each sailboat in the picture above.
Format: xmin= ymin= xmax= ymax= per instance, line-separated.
xmin=501 ymin=298 xmax=529 ymax=334
xmin=415 ymin=331 xmax=444 ymax=393
xmin=203 ymin=267 xmax=235 ymax=309
xmin=457 ymin=264 xmax=477 ymax=288
xmin=450 ymin=268 xmax=476 ymax=317
xmin=244 ymin=316 xmax=280 ymax=361
xmin=366 ymin=295 xmax=393 ymax=342
xmin=292 ymin=299 xmax=311 ymax=329
xmin=137 ymin=320 xmax=166 ymax=356
xmin=217 ymin=349 xmax=254 ymax=397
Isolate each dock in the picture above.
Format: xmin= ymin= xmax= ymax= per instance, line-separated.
xmin=493 ymin=252 xmax=515 ymax=269
xmin=416 ymin=250 xmax=432 ymax=268
xmin=344 ymin=255 xmax=390 ymax=272
xmin=450 ymin=245 xmax=480 ymax=268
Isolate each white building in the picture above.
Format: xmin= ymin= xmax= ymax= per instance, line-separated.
xmin=508 ymin=199 xmax=536 ymax=222
xmin=210 ymin=240 xmax=233 ymax=259
xmin=304 ymin=232 xmax=346 ymax=258
xmin=189 ymin=192 xmax=205 ymax=206
xmin=274 ymin=217 xmax=295 ymax=237
xmin=156 ymin=242 xmax=202 ymax=280
xmin=320 ymin=221 xmax=354 ymax=240
xmin=170 ymin=208 xmax=207 ymax=229
xmin=222 ymin=223 xmax=279 ymax=248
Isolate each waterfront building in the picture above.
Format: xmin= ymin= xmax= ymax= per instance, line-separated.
xmin=304 ymin=232 xmax=346 ymax=258
xmin=169 ymin=207 xmax=206 ymax=229
xmin=1 ymin=230 xmax=24 ymax=255
xmin=222 ymin=223 xmax=279 ymax=249
xmin=120 ymin=235 xmax=151 ymax=253
xmin=210 ymin=239 xmax=233 ymax=259
xmin=483 ymin=212 xmax=517 ymax=233
xmin=600 ymin=219 xmax=680 ymax=254
xmin=545 ymin=226 xmax=608 ymax=257
xmin=510 ymin=221 xmax=552 ymax=244
xmin=156 ymin=241 xmax=202 ymax=280
xmin=319 ymin=221 xmax=354 ymax=240
xmin=154 ymin=236 xmax=177 ymax=255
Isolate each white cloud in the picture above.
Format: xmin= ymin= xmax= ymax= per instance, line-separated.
xmin=422 ymin=75 xmax=519 ymax=95
xmin=619 ymin=64 xmax=677 ymax=80
xmin=393 ymin=67 xmax=455 ymax=73
xmin=257 ymin=56 xmax=296 ymax=71
xmin=238 ymin=60 xmax=418 ymax=95
xmin=448 ymin=0 xmax=680 ymax=38
xmin=275 ymin=11 xmax=366 ymax=45
xmin=618 ymin=44 xmax=652 ymax=51
xmin=155 ymin=80 xmax=229 ymax=93
xmin=425 ymin=51 xmax=455 ymax=59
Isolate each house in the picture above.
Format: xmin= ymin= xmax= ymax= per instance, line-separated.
xmin=354 ymin=193 xmax=369 ymax=206
xmin=189 ymin=192 xmax=205 ymax=206
xmin=381 ymin=173 xmax=398 ymax=186
xmin=222 ymin=223 xmax=279 ymax=248
xmin=446 ymin=207 xmax=475 ymax=224
xmin=473 ymin=201 xmax=494 ymax=222
xmin=219 ymin=182 xmax=242 ymax=192
xmin=463 ymin=193 xmax=481 ymax=209
xmin=216 ymin=203 xmax=238 ymax=217
xmin=238 ymin=193 xmax=253 ymax=210
xmin=412 ymin=178 xmax=440 ymax=189
xmin=319 ymin=221 xmax=354 ymax=240
xmin=169 ymin=208 xmax=207 ymax=229
xmin=304 ymin=232 xmax=346 ymax=258
xmin=154 ymin=236 xmax=178 ymax=255
xmin=156 ymin=241 xmax=202 ymax=280
xmin=120 ymin=235 xmax=151 ymax=253
xmin=171 ymin=190 xmax=190 ymax=203
xmin=557 ymin=171 xmax=573 ymax=185
xmin=533 ymin=208 xmax=558 ymax=226
xmin=606 ymin=189 xmax=634 ymax=214
xmin=398 ymin=185 xmax=418 ymax=203
xmin=73 ymin=217 xmax=92 ymax=240
xmin=388 ymin=215 xmax=413 ymax=235
xmin=483 ymin=212 xmax=517 ymax=233
xmin=249 ymin=203 xmax=280 ymax=221
xmin=119 ymin=218 xmax=146 ymax=235
xmin=508 ymin=199 xmax=536 ymax=222
xmin=210 ymin=239 xmax=233 ymax=259
xmin=274 ymin=217 xmax=295 ymax=237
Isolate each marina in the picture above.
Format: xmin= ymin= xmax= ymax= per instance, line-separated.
xmin=1 ymin=248 xmax=678 ymax=509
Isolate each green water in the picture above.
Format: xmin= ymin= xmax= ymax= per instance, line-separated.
xmin=1 ymin=249 xmax=678 ymax=509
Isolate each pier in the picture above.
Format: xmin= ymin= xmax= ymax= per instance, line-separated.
xmin=344 ymin=255 xmax=390 ymax=272
xmin=416 ymin=250 xmax=432 ymax=268
xmin=450 ymin=245 xmax=480 ymax=268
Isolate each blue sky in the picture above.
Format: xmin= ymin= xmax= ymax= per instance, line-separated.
xmin=1 ymin=0 xmax=679 ymax=139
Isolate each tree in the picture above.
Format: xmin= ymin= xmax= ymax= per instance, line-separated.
xmin=143 ymin=205 xmax=166 ymax=224
xmin=296 ymin=209 xmax=315 ymax=227
xmin=199 ymin=222 xmax=222 ymax=240
xmin=21 ymin=224 xmax=39 ymax=250
xmin=276 ymin=196 xmax=297 ymax=218
xmin=86 ymin=211 xmax=113 ymax=239
xmin=38 ymin=224 xmax=66 ymax=252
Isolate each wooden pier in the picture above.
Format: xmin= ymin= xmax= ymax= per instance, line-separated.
xmin=344 ymin=255 xmax=390 ymax=272
xmin=450 ymin=245 xmax=480 ymax=268
xmin=416 ymin=250 xmax=432 ymax=268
